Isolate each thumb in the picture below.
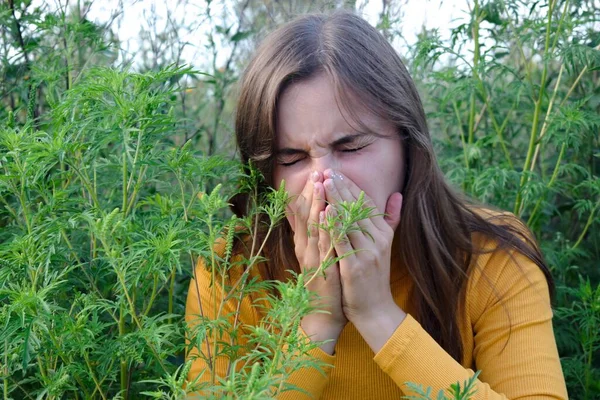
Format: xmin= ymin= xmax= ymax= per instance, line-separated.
xmin=384 ymin=192 xmax=403 ymax=231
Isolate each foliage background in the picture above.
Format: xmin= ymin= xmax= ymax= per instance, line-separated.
xmin=0 ymin=0 xmax=598 ymax=398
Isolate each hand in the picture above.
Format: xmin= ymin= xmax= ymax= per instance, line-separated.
xmin=322 ymin=169 xmax=404 ymax=326
xmin=292 ymin=171 xmax=347 ymax=354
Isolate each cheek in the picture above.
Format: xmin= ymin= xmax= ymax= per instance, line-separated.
xmin=341 ymin=161 xmax=403 ymax=213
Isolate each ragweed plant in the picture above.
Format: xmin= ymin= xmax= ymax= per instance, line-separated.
xmin=403 ymin=371 xmax=481 ymax=400
xmin=2 ymin=0 xmax=597 ymax=398
xmin=0 ymin=61 xmax=334 ymax=398
xmin=304 ymin=191 xmax=377 ymax=285
xmin=406 ymin=1 xmax=599 ymax=397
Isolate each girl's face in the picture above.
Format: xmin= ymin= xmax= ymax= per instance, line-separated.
xmin=273 ymin=73 xmax=406 ymax=231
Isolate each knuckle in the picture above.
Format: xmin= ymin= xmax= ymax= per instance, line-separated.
xmin=318 ymin=239 xmax=326 ymax=254
xmin=308 ymin=222 xmax=318 ymax=239
xmin=375 ymin=237 xmax=389 ymax=252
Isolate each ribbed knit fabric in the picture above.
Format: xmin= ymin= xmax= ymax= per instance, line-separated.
xmin=185 ymin=213 xmax=568 ymax=399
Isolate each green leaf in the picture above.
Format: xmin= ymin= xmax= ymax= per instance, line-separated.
xmin=230 ymin=30 xmax=252 ymax=42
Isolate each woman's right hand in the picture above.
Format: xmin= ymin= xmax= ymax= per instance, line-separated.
xmin=293 ymin=171 xmax=347 ymax=355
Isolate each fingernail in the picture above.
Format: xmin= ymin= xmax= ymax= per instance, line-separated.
xmin=310 ymin=171 xmax=319 ymax=182
xmin=324 ymin=179 xmax=335 ymax=190
xmin=332 ymin=170 xmax=343 ymax=181
xmin=319 ymin=211 xmax=325 ymax=223
xmin=326 ymin=205 xmax=337 ymax=217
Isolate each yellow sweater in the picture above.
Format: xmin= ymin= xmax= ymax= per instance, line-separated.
xmin=185 ymin=221 xmax=568 ymax=399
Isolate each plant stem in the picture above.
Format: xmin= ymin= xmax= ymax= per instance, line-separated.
xmin=467 ymin=0 xmax=480 ymax=147
xmin=452 ymin=101 xmax=470 ymax=171
xmin=527 ymin=143 xmax=565 ymax=226
xmin=571 ymin=200 xmax=599 ymax=251
xmin=304 ymin=245 xmax=335 ymax=288
xmin=225 ymin=223 xmax=275 ymax=379
xmin=83 ymin=352 xmax=108 ymax=400
xmin=514 ymin=0 xmax=556 ymax=216
xmin=190 ymin=252 xmax=213 ymax=372
xmin=583 ymin=325 xmax=594 ymax=400
xmin=126 ymin=165 xmax=148 ymax=216
xmin=110 ymin=260 xmax=169 ymax=374
xmin=168 ymin=264 xmax=176 ymax=325
xmin=178 ymin=173 xmax=189 ymax=222
xmin=119 ymin=303 xmax=128 ymax=399
xmin=3 ymin=340 xmax=8 ymax=400
xmin=530 ymin=63 xmax=564 ymax=173
xmin=122 ymin=151 xmax=128 ymax=214
xmin=67 ymin=161 xmax=101 ymax=209
xmin=143 ymin=274 xmax=159 ymax=317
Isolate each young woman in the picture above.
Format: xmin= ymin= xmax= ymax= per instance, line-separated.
xmin=185 ymin=11 xmax=568 ymax=399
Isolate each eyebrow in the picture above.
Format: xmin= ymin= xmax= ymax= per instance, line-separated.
xmin=276 ymin=133 xmax=374 ymax=155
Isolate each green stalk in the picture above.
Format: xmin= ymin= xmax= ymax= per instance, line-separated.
xmin=91 ymin=358 xmax=116 ymax=398
xmin=83 ymin=352 xmax=108 ymax=400
xmin=4 ymin=340 xmax=8 ymax=400
xmin=208 ymin=214 xmax=220 ymax=385
xmin=178 ymin=173 xmax=189 ymax=222
xmin=126 ymin=165 xmax=148 ymax=216
xmin=122 ymin=151 xmax=128 ymax=214
xmin=67 ymin=161 xmax=101 ymax=209
xmin=111 ymin=261 xmax=169 ymax=375
xmin=225 ymin=221 xmax=276 ymax=379
xmin=467 ymin=0 xmax=481 ymax=146
xmin=36 ymin=356 xmax=48 ymax=382
xmin=119 ymin=303 xmax=127 ymax=399
xmin=13 ymin=157 xmax=32 ymax=234
xmin=124 ymin=131 xmax=144 ymax=216
xmin=190 ymin=252 xmax=213 ymax=373
xmin=46 ymin=329 xmax=91 ymax=398
xmin=17 ymin=188 xmax=32 ymax=235
xmin=530 ymin=64 xmax=564 ymax=175
xmin=571 ymin=200 xmax=599 ymax=251
xmin=143 ymin=274 xmax=159 ymax=317
xmin=476 ymin=92 xmax=514 ymax=169
xmin=514 ymin=0 xmax=556 ymax=216
xmin=452 ymin=101 xmax=470 ymax=171
xmin=584 ymin=332 xmax=593 ymax=400
xmin=527 ymin=143 xmax=565 ymax=226
xmin=168 ymin=264 xmax=176 ymax=325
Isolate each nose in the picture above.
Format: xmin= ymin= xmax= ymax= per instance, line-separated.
xmin=310 ymin=152 xmax=339 ymax=176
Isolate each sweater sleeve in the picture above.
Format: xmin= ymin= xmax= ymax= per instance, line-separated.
xmin=185 ymin=253 xmax=336 ymax=399
xmin=372 ymin=246 xmax=568 ymax=399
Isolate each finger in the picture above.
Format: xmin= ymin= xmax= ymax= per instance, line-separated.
xmin=307 ymin=181 xmax=325 ymax=250
xmin=324 ymin=176 xmax=374 ymax=247
xmin=326 ymin=170 xmax=393 ymax=232
xmin=318 ymin=210 xmax=334 ymax=272
xmin=329 ymin=172 xmax=379 ymax=238
xmin=326 ymin=205 xmax=354 ymax=261
xmin=293 ymin=172 xmax=319 ymax=249
xmin=384 ymin=192 xmax=403 ymax=231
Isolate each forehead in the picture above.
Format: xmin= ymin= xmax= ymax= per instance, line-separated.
xmin=275 ymin=74 xmax=392 ymax=145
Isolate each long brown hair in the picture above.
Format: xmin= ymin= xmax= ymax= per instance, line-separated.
xmin=231 ymin=10 xmax=554 ymax=363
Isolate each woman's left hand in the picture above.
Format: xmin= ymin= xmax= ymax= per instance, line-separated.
xmin=323 ymin=169 xmax=407 ymax=352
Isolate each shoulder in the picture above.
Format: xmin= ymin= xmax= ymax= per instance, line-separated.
xmin=464 ymin=207 xmax=551 ymax=323
xmin=470 ymin=206 xmax=530 ymax=237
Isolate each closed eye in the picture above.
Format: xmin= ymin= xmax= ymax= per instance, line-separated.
xmin=280 ymin=160 xmax=300 ymax=166
xmin=341 ymin=144 xmax=368 ymax=153
xmin=277 ymin=156 xmax=305 ymax=167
